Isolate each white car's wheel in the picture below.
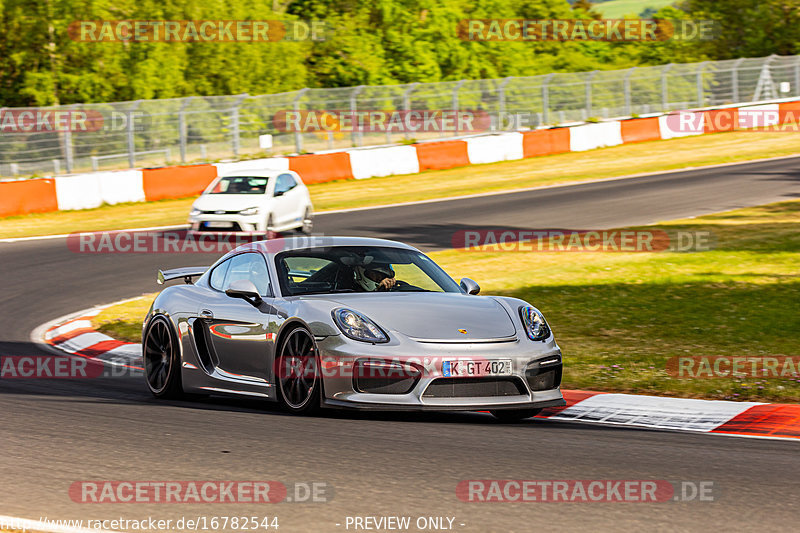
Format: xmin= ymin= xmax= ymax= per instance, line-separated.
xmin=301 ymin=206 xmax=314 ymax=234
xmin=265 ymin=214 xmax=277 ymax=239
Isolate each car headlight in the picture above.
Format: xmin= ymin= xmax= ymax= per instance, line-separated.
xmin=189 ymin=208 xmax=201 ymax=216
xmin=332 ymin=308 xmax=389 ymax=343
xmin=239 ymin=206 xmax=259 ymax=216
xmin=519 ymin=306 xmax=550 ymax=341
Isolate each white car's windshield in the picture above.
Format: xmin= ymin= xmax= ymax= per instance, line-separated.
xmin=276 ymin=246 xmax=462 ymax=295
xmin=208 ymin=176 xmax=268 ymax=195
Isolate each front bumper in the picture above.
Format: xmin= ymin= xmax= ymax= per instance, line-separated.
xmin=323 ymin=397 xmax=566 ymax=411
xmin=189 ymin=213 xmax=263 ymax=232
xmin=315 ymin=333 xmax=565 ymax=411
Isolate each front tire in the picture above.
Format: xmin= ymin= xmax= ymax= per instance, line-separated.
xmin=276 ymin=326 xmax=321 ymax=415
xmin=265 ymin=214 xmax=278 ymax=239
xmin=301 ymin=206 xmax=313 ymax=234
xmin=143 ymin=316 xmax=183 ymax=398
xmin=490 ymin=408 xmax=542 ymax=422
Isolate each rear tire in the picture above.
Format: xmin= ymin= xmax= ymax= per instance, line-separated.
xmin=143 ymin=316 xmax=183 ymax=398
xmin=490 ymin=408 xmax=541 ymax=422
xmin=276 ymin=326 xmax=321 ymax=415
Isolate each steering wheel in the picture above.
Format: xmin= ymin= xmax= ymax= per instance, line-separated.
xmin=384 ymin=279 xmax=411 ymax=292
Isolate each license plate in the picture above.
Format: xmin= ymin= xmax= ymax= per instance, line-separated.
xmin=203 ymin=221 xmax=233 ymax=229
xmin=442 ymin=359 xmax=512 ymax=377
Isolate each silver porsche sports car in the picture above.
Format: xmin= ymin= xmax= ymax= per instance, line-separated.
xmin=143 ymin=237 xmax=565 ymax=421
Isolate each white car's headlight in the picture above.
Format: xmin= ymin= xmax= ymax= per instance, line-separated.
xmin=332 ymin=308 xmax=389 ymax=343
xmin=519 ymin=306 xmax=550 ymax=341
xmin=189 ymin=208 xmax=201 ymax=216
xmin=239 ymin=206 xmax=259 ymax=216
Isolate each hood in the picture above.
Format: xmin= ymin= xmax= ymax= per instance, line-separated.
xmin=326 ymin=292 xmax=517 ymax=341
xmin=193 ymin=194 xmax=269 ymax=212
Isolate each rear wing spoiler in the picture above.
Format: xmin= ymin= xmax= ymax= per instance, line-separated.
xmin=157 ymin=266 xmax=210 ymax=285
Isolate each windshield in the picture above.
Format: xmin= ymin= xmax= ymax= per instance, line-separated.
xmin=208 ymin=176 xmax=269 ymax=194
xmin=276 ymin=246 xmax=462 ymax=296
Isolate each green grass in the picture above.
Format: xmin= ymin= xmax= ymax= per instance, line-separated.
xmin=93 ymin=296 xmax=152 ymax=344
xmin=594 ymin=0 xmax=675 ymax=18
xmin=95 ymin=199 xmax=800 ymax=402
xmin=3 ymin=127 xmax=800 ymax=239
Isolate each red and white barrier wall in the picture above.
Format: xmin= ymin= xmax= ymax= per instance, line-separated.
xmin=2 ymin=99 xmax=799 ymax=218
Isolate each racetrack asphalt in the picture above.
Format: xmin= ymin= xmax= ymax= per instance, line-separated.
xmin=2 ymin=155 xmax=800 ymax=531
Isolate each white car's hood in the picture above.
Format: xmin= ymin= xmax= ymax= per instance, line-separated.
xmin=193 ymin=194 xmax=268 ymax=212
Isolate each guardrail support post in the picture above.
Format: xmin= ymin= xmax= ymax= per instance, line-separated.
xmin=696 ymin=62 xmax=707 ymax=107
xmin=452 ymin=80 xmax=465 ymax=136
xmin=350 ymin=86 xmax=364 ymax=147
xmin=661 ymin=64 xmax=673 ymax=112
xmin=542 ymin=73 xmax=554 ymax=125
xmin=64 ymin=122 xmax=74 ymax=173
xmin=292 ymin=88 xmax=309 ymax=153
xmin=586 ymin=71 xmax=598 ymax=118
xmin=402 ymin=83 xmax=418 ymax=140
xmin=179 ymin=97 xmax=191 ymax=163
xmin=231 ymin=94 xmax=248 ymax=159
xmin=127 ymin=101 xmax=141 ymax=169
xmin=731 ymin=58 xmax=744 ymax=103
xmin=795 ymin=57 xmax=800 ymax=97
xmin=498 ymin=76 xmax=513 ymax=131
xmin=624 ymin=67 xmax=635 ymax=116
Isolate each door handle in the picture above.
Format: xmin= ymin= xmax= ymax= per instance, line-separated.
xmin=200 ymin=309 xmax=214 ymax=319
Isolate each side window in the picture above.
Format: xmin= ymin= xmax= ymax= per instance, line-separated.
xmin=224 ymin=253 xmax=272 ymax=297
xmin=209 ymin=259 xmax=231 ymax=290
xmin=275 ymin=173 xmax=297 ymax=195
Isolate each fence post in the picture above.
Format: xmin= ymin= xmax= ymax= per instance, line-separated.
xmin=452 ymin=80 xmax=465 ymax=136
xmin=624 ymin=67 xmax=635 ymax=116
xmin=178 ymin=97 xmax=191 ymax=163
xmin=127 ymin=101 xmax=141 ymax=169
xmin=696 ymin=61 xmax=707 ymax=107
xmin=231 ymin=93 xmax=248 ymax=159
xmin=350 ymin=85 xmax=365 ymax=147
xmin=498 ymin=76 xmax=513 ymax=131
xmin=586 ymin=71 xmax=598 ymax=118
xmin=64 ymin=117 xmax=74 ymax=173
xmin=402 ymin=83 xmax=418 ymax=140
xmin=542 ymin=73 xmax=554 ymax=125
xmin=731 ymin=58 xmax=744 ymax=103
xmin=661 ymin=63 xmax=673 ymax=111
xmin=795 ymin=56 xmax=800 ymax=98
xmin=292 ymin=88 xmax=309 ymax=153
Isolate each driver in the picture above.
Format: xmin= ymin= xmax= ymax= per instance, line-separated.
xmin=354 ymin=263 xmax=396 ymax=291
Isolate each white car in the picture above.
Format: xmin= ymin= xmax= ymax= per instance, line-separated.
xmin=188 ymin=170 xmax=313 ymax=234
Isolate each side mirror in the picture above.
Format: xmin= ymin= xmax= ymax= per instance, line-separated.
xmin=460 ymin=278 xmax=480 ymax=295
xmin=273 ymin=189 xmax=285 ymax=197
xmin=225 ymin=279 xmax=262 ymax=305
